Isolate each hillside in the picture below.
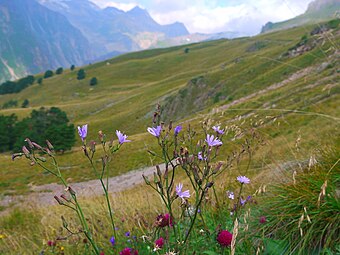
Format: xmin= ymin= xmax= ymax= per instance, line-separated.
xmin=0 ymin=20 xmax=339 ymax=196
xmin=0 ymin=0 xmax=93 ymax=83
xmin=261 ymin=0 xmax=340 ymax=33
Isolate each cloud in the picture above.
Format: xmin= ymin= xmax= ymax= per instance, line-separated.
xmin=91 ymin=0 xmax=139 ymax=10
xmin=90 ymin=0 xmax=313 ymax=34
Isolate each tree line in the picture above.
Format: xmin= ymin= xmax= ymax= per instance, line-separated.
xmin=0 ymin=64 xmax=99 ymax=95
xmin=0 ymin=107 xmax=75 ymax=153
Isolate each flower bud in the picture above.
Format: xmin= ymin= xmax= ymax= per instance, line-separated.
xmin=61 ymin=216 xmax=68 ymax=229
xmin=12 ymin=153 xmax=23 ymax=161
xmin=32 ymin=142 xmax=42 ymax=150
xmin=89 ymin=140 xmax=96 ymax=153
xmin=142 ymin=175 xmax=150 ymax=185
xmin=168 ymin=121 xmax=173 ymax=131
xmin=101 ymin=155 xmax=108 ymax=168
xmin=25 ymin=138 xmax=34 ymax=149
xmin=153 ymin=172 xmax=160 ymax=184
xmin=22 ymin=146 xmax=30 ymax=156
xmin=54 ymin=195 xmax=64 ymax=205
xmin=46 ymin=140 xmax=54 ymax=151
xmin=66 ymin=186 xmax=76 ymax=196
xmin=206 ymin=182 xmax=214 ymax=189
xmin=156 ymin=165 xmax=162 ymax=179
xmin=60 ymin=194 xmax=71 ymax=203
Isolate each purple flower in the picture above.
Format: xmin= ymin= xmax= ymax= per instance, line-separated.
xmin=125 ymin=231 xmax=130 ymax=237
xmin=77 ymin=124 xmax=88 ymax=141
xmin=227 ymin=191 xmax=234 ymax=200
xmin=110 ymin=236 xmax=115 ymax=246
xmin=116 ymin=130 xmax=131 ymax=144
xmin=174 ymin=125 xmax=182 ymax=136
xmin=147 ymin=126 xmax=162 ymax=137
xmin=198 ymin=151 xmax=207 ymax=161
xmin=205 ymin=134 xmax=223 ymax=147
xmin=237 ymin=176 xmax=250 ymax=184
xmin=212 ymin=125 xmax=224 ymax=134
xmin=176 ymin=183 xmax=190 ymax=201
xmin=240 ymin=198 xmax=246 ymax=206
xmin=240 ymin=195 xmax=252 ymax=206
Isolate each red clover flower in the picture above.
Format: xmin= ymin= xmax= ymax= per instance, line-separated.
xmin=217 ymin=230 xmax=233 ymax=247
xmin=155 ymin=237 xmax=165 ymax=249
xmin=259 ymin=216 xmax=267 ymax=224
xmin=119 ymin=247 xmax=138 ymax=255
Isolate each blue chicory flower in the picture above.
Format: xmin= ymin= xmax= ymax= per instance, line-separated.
xmin=237 ymin=176 xmax=250 ymax=184
xmin=116 ymin=130 xmax=131 ymax=144
xmin=176 ymin=183 xmax=190 ymax=201
xmin=77 ymin=124 xmax=88 ymax=141
xmin=147 ymin=126 xmax=162 ymax=137
xmin=174 ymin=125 xmax=182 ymax=136
xmin=110 ymin=236 xmax=115 ymax=246
xmin=212 ymin=125 xmax=224 ymax=134
xmin=205 ymin=134 xmax=223 ymax=147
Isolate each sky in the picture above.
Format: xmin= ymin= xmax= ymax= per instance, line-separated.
xmin=90 ymin=0 xmax=314 ymax=35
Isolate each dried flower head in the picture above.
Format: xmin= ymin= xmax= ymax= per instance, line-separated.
xmin=156 ymin=213 xmax=173 ymax=228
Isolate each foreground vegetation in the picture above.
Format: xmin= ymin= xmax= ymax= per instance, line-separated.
xmin=0 ymin=20 xmax=339 ymax=254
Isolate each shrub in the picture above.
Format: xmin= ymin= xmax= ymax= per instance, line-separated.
xmin=37 ymin=77 xmax=43 ymax=85
xmin=21 ymin=99 xmax=29 ymax=108
xmin=2 ymin=99 xmax=18 ymax=109
xmin=44 ymin=70 xmax=54 ymax=79
xmin=89 ymin=77 xmax=98 ymax=86
xmin=70 ymin=64 xmax=75 ymax=71
xmin=56 ymin=67 xmax=63 ymax=75
xmin=77 ymin=69 xmax=86 ymax=80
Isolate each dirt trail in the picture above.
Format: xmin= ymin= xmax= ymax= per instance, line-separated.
xmin=0 ymin=164 xmax=166 ymax=215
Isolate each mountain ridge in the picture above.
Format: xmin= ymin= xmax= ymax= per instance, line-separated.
xmin=261 ymin=0 xmax=340 ymax=33
xmin=0 ymin=0 xmax=93 ymax=83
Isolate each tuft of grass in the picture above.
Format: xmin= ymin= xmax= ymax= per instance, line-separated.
xmin=260 ymin=148 xmax=340 ymax=254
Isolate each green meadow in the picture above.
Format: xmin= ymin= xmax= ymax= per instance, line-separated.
xmin=0 ymin=21 xmax=339 ymax=254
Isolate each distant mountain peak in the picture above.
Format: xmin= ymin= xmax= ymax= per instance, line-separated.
xmin=261 ymin=0 xmax=340 ymax=33
xmin=127 ymin=6 xmax=149 ymax=16
xmin=306 ymin=0 xmax=340 ymax=13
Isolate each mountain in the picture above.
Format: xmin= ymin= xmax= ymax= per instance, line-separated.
xmin=0 ymin=0 xmax=93 ymax=83
xmin=38 ymin=0 xmax=189 ymax=55
xmin=261 ymin=0 xmax=340 ymax=33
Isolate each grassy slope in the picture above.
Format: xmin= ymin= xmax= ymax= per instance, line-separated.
xmin=0 ymin=23 xmax=339 ymax=196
